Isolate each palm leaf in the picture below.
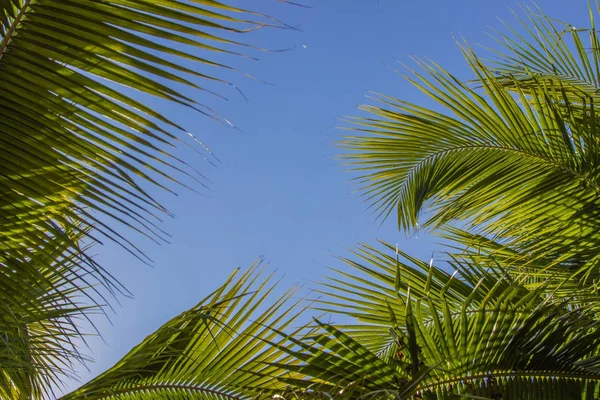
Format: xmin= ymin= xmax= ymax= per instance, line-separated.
xmin=271 ymin=320 xmax=432 ymax=400
xmin=0 ymin=0 xmax=287 ymax=275
xmin=59 ymin=264 xmax=306 ymax=400
xmin=317 ymin=241 xmax=516 ymax=357
xmin=487 ymin=3 xmax=600 ymax=102
xmin=318 ymin=241 xmax=600 ymax=399
xmin=438 ymin=226 xmax=600 ymax=306
xmin=341 ymin=5 xmax=600 ymax=284
xmin=0 ymin=2 xmax=291 ymax=396
xmin=0 ymin=222 xmax=106 ymax=399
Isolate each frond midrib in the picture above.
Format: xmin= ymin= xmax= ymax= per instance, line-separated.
xmin=83 ymin=382 xmax=247 ymax=400
xmin=0 ymin=0 xmax=32 ymax=62
xmin=419 ymin=369 xmax=600 ymax=392
xmin=360 ymin=139 xmax=590 ymax=186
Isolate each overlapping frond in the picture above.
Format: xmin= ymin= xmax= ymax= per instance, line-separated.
xmin=271 ymin=321 xmax=431 ymax=400
xmin=488 ymin=3 xmax=600 ymax=102
xmin=0 ymin=222 xmax=105 ymax=399
xmin=318 ymin=241 xmax=517 ymax=357
xmin=317 ymin=242 xmax=600 ymax=399
xmin=0 ymin=0 xmax=286 ymax=281
xmin=341 ymin=5 xmax=600 ymax=283
xmin=439 ymin=226 xmax=600 ymax=306
xmin=59 ymin=265 xmax=306 ymax=400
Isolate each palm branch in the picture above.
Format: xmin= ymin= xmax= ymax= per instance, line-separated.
xmin=0 ymin=222 xmax=106 ymax=399
xmin=438 ymin=226 xmax=600 ymax=306
xmin=340 ymin=4 xmax=600 ymax=284
xmin=59 ymin=264 xmax=307 ymax=400
xmin=0 ymin=0 xmax=287 ymax=280
xmin=271 ymin=320 xmax=432 ymax=400
xmin=487 ymin=3 xmax=600 ymax=103
xmin=0 ymin=1 xmax=291 ymax=397
xmin=315 ymin=241 xmax=600 ymax=399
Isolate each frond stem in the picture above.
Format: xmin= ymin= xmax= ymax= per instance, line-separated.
xmin=91 ymin=383 xmax=245 ymax=400
xmin=0 ymin=0 xmax=32 ymax=62
xmin=418 ymin=370 xmax=600 ymax=392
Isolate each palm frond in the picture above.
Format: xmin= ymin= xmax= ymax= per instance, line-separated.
xmin=0 ymin=0 xmax=287 ymax=275
xmin=272 ymin=320 xmax=432 ymax=400
xmin=341 ymin=5 xmax=600 ymax=284
xmin=59 ymin=264 xmax=306 ymax=400
xmin=487 ymin=3 xmax=600 ymax=101
xmin=0 ymin=2 xmax=291 ymax=395
xmin=0 ymin=222 xmax=105 ymax=399
xmin=317 ymin=242 xmax=600 ymax=399
xmin=318 ymin=241 xmax=518 ymax=357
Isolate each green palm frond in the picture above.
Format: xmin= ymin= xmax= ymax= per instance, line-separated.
xmin=317 ymin=242 xmax=600 ymax=399
xmin=59 ymin=264 xmax=306 ymax=400
xmin=318 ymin=241 xmax=517 ymax=357
xmin=439 ymin=226 xmax=600 ymax=305
xmin=0 ymin=0 xmax=286 ymax=270
xmin=272 ymin=320 xmax=433 ymax=400
xmin=343 ymin=50 xmax=594 ymax=231
xmin=487 ymin=3 xmax=600 ymax=101
xmin=0 ymin=222 xmax=105 ymax=399
xmin=341 ymin=5 xmax=600 ymax=283
xmin=0 ymin=2 xmax=291 ymax=396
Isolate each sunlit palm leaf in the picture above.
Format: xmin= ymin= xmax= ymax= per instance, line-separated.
xmin=342 ymin=5 xmax=600 ymax=284
xmin=488 ymin=3 xmax=600 ymax=102
xmin=59 ymin=264 xmax=306 ymax=400
xmin=0 ymin=0 xmax=285 ymax=270
xmin=318 ymin=242 xmax=600 ymax=399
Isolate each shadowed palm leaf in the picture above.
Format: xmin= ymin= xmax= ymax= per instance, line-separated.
xmin=0 ymin=222 xmax=106 ymax=399
xmin=439 ymin=226 xmax=600 ymax=307
xmin=271 ymin=319 xmax=436 ymax=400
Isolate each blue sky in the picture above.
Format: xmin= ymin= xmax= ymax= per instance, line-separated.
xmin=69 ymin=0 xmax=591 ymax=392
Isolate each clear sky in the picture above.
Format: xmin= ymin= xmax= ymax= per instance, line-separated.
xmin=69 ymin=0 xmax=591 ymax=392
